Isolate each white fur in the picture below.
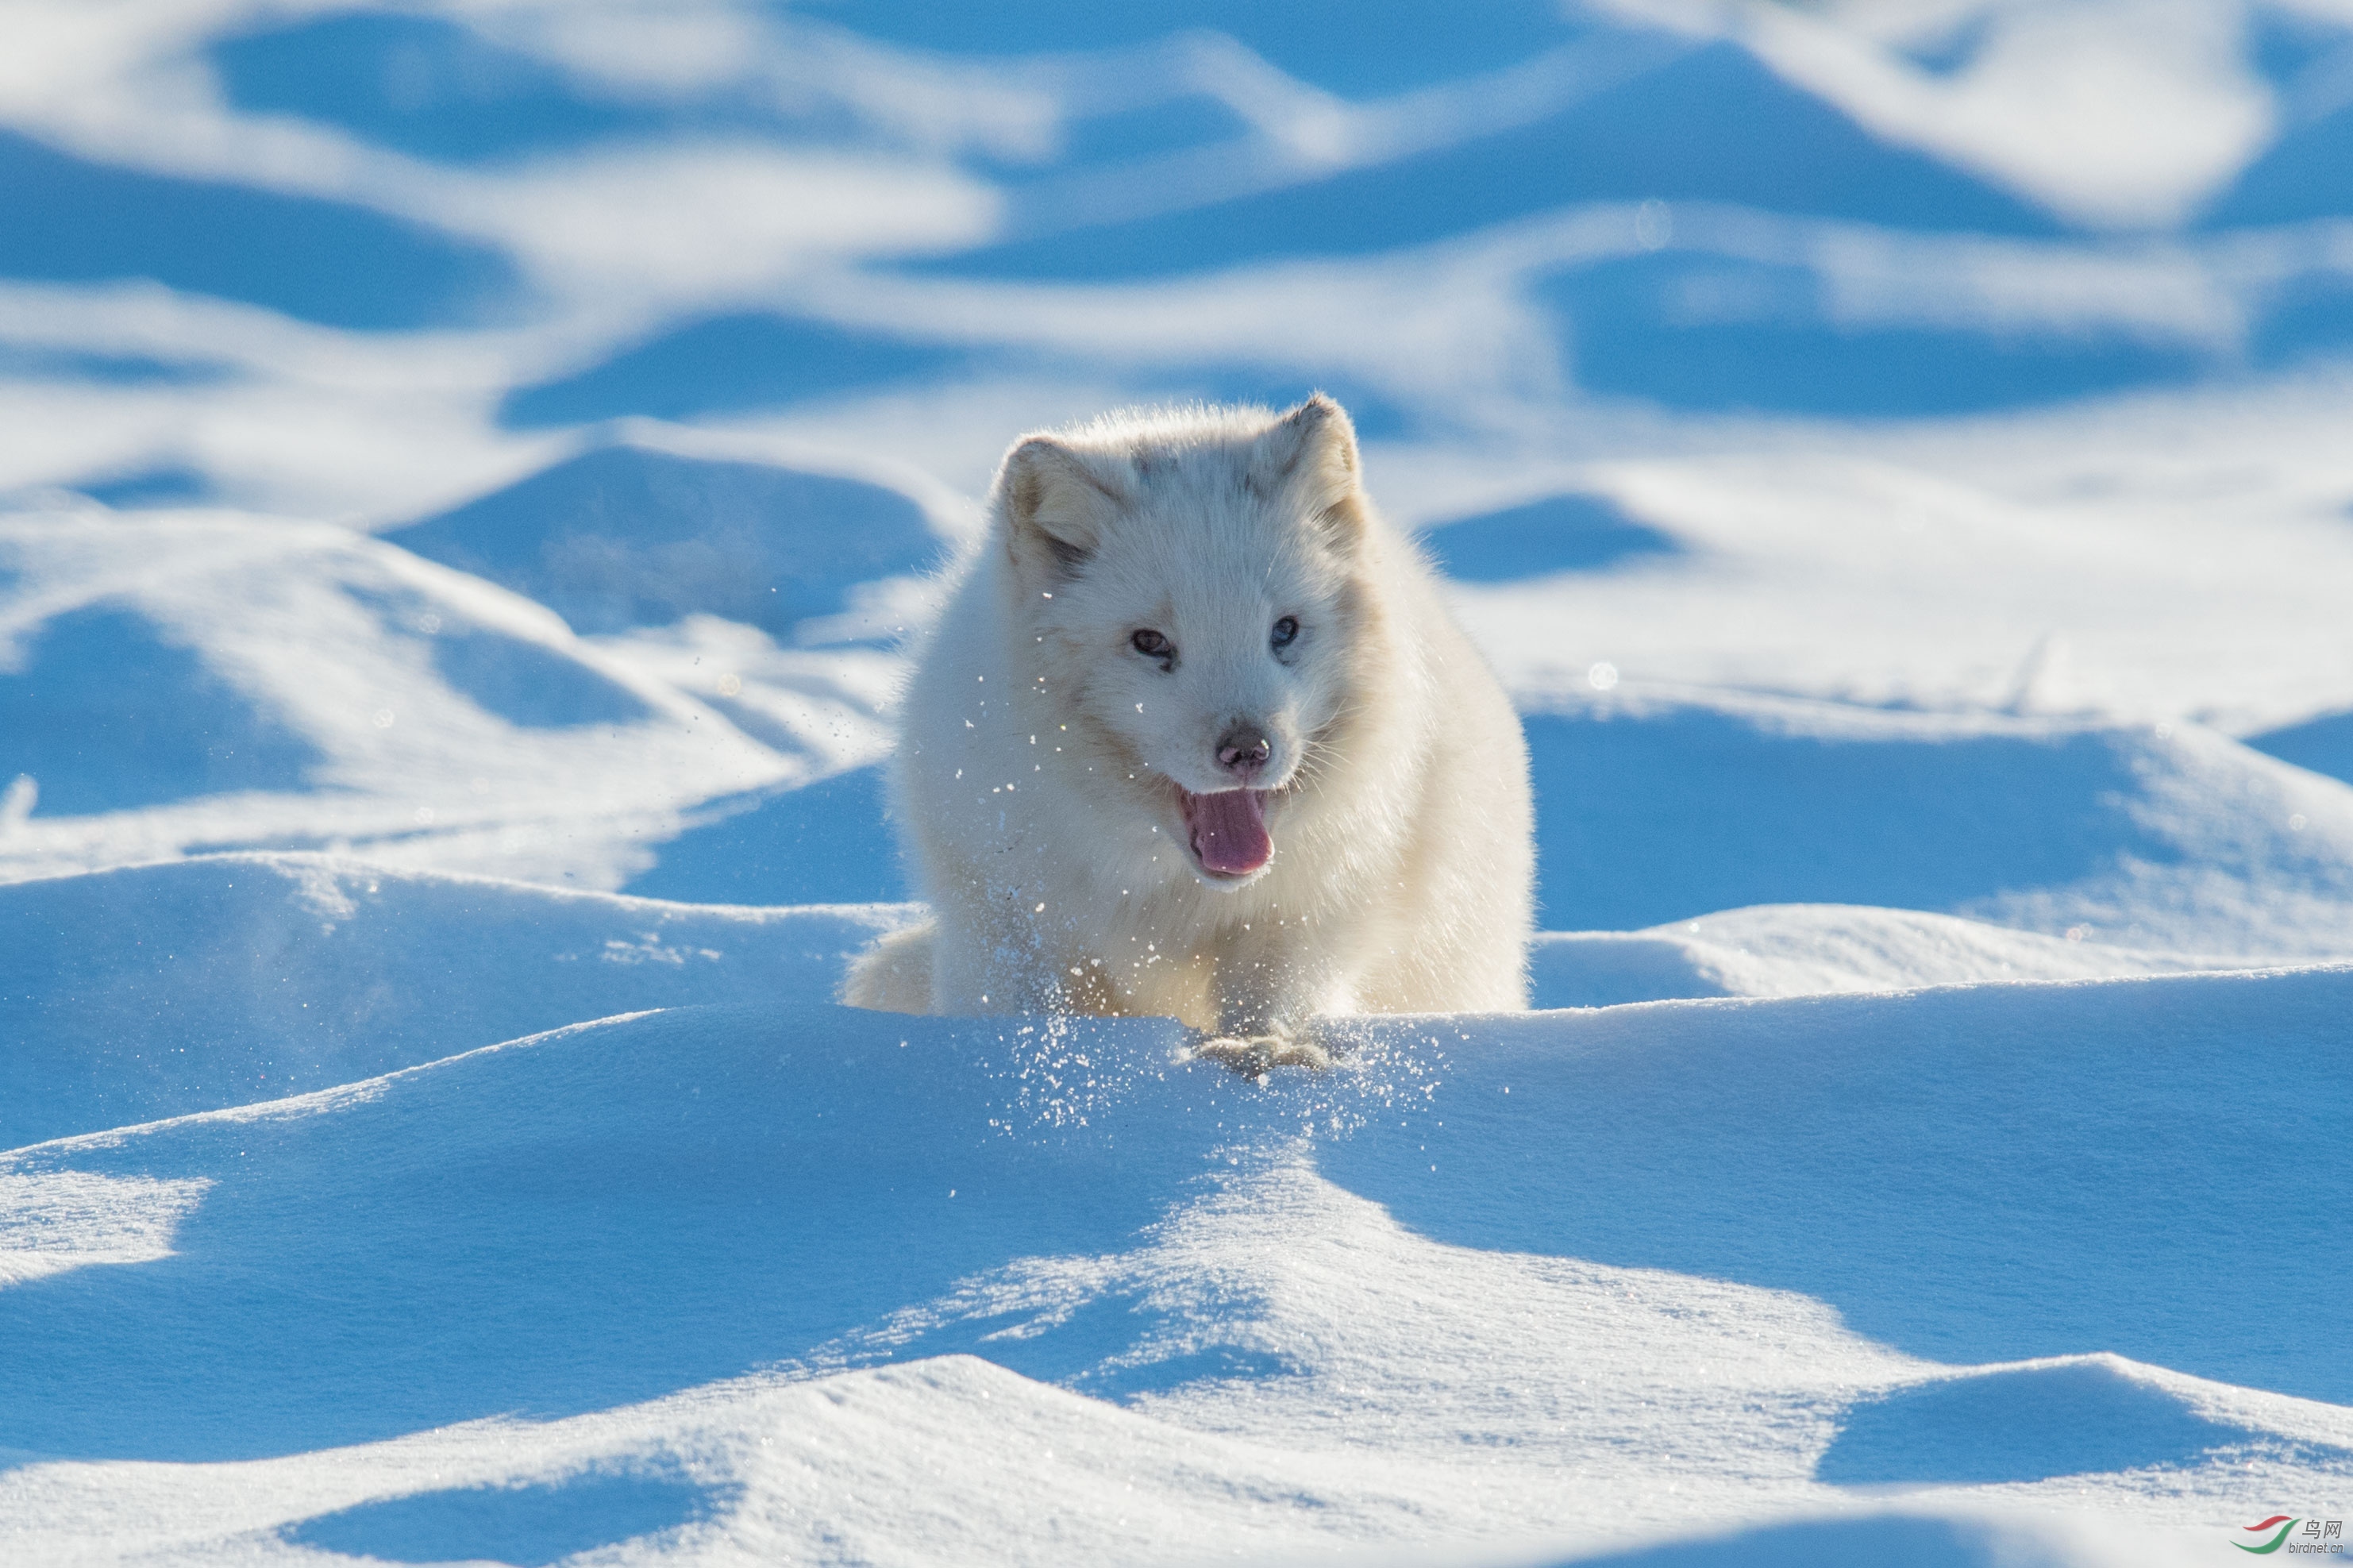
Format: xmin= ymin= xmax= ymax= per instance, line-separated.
xmin=844 ymin=397 xmax=1533 ymax=1046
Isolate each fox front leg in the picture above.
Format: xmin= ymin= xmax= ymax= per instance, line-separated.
xmin=1192 ymin=934 xmax=1333 ymax=1075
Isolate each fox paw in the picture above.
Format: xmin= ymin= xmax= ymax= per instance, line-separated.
xmin=1194 ymin=1032 xmax=1331 ymax=1077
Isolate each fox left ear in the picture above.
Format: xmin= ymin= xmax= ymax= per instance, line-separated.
xmin=997 ymin=432 xmax=1124 ymax=583
xmin=1251 ymin=393 xmax=1365 ymax=545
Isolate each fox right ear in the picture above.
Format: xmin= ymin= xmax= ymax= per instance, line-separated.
xmin=997 ymin=435 xmax=1120 ymax=580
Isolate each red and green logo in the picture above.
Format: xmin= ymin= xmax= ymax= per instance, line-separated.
xmin=2236 ymin=1517 xmax=2297 ymax=1555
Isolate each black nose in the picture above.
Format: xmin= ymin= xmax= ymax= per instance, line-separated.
xmin=1217 ymin=726 xmax=1272 ymax=777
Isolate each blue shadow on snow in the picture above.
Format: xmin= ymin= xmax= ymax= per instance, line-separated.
xmin=2201 ymin=99 xmax=2353 ymax=229
xmin=823 ymin=0 xmax=1585 ymax=98
xmin=286 ymin=1470 xmax=731 ymax=1566
xmin=922 ymin=40 xmax=2056 ymax=282
xmin=1001 ymin=95 xmax=1254 ymax=176
xmin=1312 ymin=969 xmax=2353 ymax=1408
xmin=1523 ymin=933 xmax=1731 ymax=1009
xmin=342 ymin=584 xmax=654 ymax=730
xmin=1416 ymin=491 xmax=1681 ymax=580
xmin=500 ymin=310 xmax=1415 ymax=438
xmin=886 ymin=1289 xmax=1304 ymax=1400
xmin=622 ymin=768 xmax=907 ymax=906
xmin=2243 ymin=7 xmax=2349 ymax=88
xmin=0 ymin=345 xmax=227 ymax=387
xmin=428 ymin=625 xmax=653 ymax=729
xmin=1817 ymin=1362 xmax=2269 ymax=1487
xmin=210 ymin=13 xmax=673 ymax=165
xmin=1527 ymin=1512 xmax=2037 ymax=1567
xmin=380 ymin=446 xmax=941 ymax=641
xmin=0 ymin=129 xmax=522 ymax=331
xmin=0 ymin=605 xmax=322 ymax=815
xmin=2247 ymin=271 xmax=2353 ymax=369
xmin=1899 ymin=12 xmax=1993 ymax=76
xmin=1539 ymin=252 xmax=2209 ymax=417
xmin=76 ymin=468 xmax=216 ymax=509
xmin=0 ymin=1004 xmax=1239 ymax=1463
xmin=1520 ymin=703 xmax=2176 ymax=930
xmin=501 ymin=314 xmax=976 ymax=430
xmin=2243 ymin=707 xmax=2353 ymax=787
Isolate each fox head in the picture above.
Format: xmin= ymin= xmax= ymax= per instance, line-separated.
xmin=992 ymin=395 xmax=1379 ymax=886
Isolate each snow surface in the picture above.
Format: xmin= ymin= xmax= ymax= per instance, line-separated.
xmin=5 ymin=2 xmax=2353 ymax=1564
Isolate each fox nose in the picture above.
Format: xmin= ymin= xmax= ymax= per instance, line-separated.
xmin=1216 ymin=725 xmax=1272 ymax=778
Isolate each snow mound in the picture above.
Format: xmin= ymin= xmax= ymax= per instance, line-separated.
xmin=2 ymin=969 xmax=2346 ymax=1560
xmin=0 ymin=853 xmax=911 ymax=1149
xmin=6 ymin=848 xmax=2266 ymax=1156
xmin=1527 ymin=903 xmax=2229 ymax=1007
xmin=499 ymin=315 xmax=979 ymax=430
xmin=379 ymin=443 xmax=946 ymax=644
xmin=1523 ymin=691 xmax=2353 ymax=955
xmin=0 ymin=507 xmax=799 ymax=891
xmin=1457 ymin=455 xmax=2353 ymax=736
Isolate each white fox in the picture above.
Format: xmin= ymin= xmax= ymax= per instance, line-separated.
xmin=844 ymin=395 xmax=1533 ymax=1069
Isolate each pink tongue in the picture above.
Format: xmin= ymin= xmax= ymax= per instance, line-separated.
xmin=1187 ymin=788 xmax=1273 ymax=876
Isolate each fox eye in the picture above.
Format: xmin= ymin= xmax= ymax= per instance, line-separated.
xmin=1130 ymin=628 xmax=1175 ymax=668
xmin=1270 ymin=616 xmax=1300 ymax=651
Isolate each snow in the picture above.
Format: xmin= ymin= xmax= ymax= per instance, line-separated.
xmin=5 ymin=981 xmax=2348 ymax=1561
xmin=5 ymin=2 xmax=2352 ymax=1564
xmin=0 ymin=854 xmax=914 ymax=1150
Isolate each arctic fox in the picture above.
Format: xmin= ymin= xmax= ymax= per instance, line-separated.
xmin=843 ymin=395 xmax=1533 ymax=1068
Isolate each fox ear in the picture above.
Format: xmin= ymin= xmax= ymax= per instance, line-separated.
xmin=997 ymin=434 xmax=1123 ymax=580
xmin=1250 ymin=393 xmax=1365 ymax=540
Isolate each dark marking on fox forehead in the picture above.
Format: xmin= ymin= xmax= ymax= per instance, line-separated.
xmin=1315 ymin=491 xmax=1369 ymax=551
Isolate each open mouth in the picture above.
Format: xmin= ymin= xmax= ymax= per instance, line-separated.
xmin=1177 ymin=786 xmax=1273 ymax=878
